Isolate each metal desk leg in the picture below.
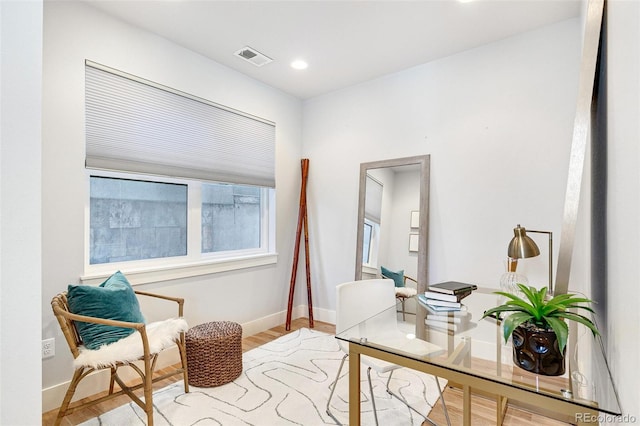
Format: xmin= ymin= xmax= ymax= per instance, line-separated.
xmin=349 ymin=344 xmax=361 ymax=426
xmin=463 ymin=384 xmax=471 ymax=426
xmin=497 ymin=395 xmax=508 ymax=425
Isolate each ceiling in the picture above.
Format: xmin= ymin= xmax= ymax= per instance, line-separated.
xmin=85 ymin=0 xmax=582 ymax=100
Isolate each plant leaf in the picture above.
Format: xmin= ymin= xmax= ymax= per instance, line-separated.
xmin=546 ymin=317 xmax=569 ymax=353
xmin=537 ymin=287 xmax=548 ymax=305
xmin=539 ymin=303 xmax=562 ymax=317
xmin=556 ymin=312 xmax=600 ymax=336
xmin=564 ymin=296 xmax=596 ymax=305
xmin=502 ymin=312 xmax=533 ymax=343
xmin=546 ymin=293 xmax=574 ymax=305
xmin=501 ymin=300 xmax=539 ymax=317
xmin=482 ymin=305 xmax=527 ymax=319
xmin=563 ymin=304 xmax=596 ymax=314
xmin=518 ymin=285 xmax=538 ymax=303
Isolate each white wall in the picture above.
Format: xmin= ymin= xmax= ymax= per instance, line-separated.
xmin=369 ymin=168 xmax=421 ymax=278
xmin=41 ymin=1 xmax=304 ymax=409
xmin=303 ymin=18 xmax=583 ymax=311
xmin=606 ymin=0 xmax=640 ymax=422
xmin=385 ymin=169 xmax=421 ymax=314
xmin=0 ymin=1 xmax=43 ymax=424
xmin=386 ymin=170 xmax=421 ymax=278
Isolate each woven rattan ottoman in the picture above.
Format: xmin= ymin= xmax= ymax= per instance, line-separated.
xmin=185 ymin=321 xmax=243 ymax=387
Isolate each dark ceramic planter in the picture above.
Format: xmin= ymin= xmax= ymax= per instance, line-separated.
xmin=512 ymin=322 xmax=566 ymax=376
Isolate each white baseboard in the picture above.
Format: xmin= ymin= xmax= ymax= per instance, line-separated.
xmin=242 ymin=304 xmax=335 ymax=336
xmin=42 ymin=304 xmax=336 ymax=413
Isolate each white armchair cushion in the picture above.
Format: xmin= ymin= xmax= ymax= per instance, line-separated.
xmin=74 ymin=317 xmax=188 ymax=369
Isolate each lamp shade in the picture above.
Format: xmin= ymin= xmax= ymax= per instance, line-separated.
xmin=508 ymin=224 xmax=540 ymax=259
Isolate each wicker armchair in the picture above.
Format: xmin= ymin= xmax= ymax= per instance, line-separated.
xmin=51 ymin=290 xmax=190 ymax=426
xmin=381 ymin=273 xmax=418 ymax=320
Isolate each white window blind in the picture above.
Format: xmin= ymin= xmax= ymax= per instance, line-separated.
xmin=85 ymin=61 xmax=276 ymax=187
xmin=365 ymin=174 xmax=383 ymax=223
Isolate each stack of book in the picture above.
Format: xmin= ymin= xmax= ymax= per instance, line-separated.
xmin=424 ymin=308 xmax=472 ymax=332
xmin=423 ymin=281 xmax=476 ymax=307
xmin=417 ymin=281 xmax=477 ymax=332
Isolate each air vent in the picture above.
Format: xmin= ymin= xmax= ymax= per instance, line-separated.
xmin=234 ymin=46 xmax=273 ymax=67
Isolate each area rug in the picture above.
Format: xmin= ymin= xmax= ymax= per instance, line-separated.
xmin=80 ymin=327 xmax=445 ymax=425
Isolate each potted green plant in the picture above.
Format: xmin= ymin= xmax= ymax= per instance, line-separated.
xmin=482 ymin=284 xmax=599 ymax=376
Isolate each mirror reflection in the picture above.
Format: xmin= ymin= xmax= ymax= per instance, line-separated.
xmin=355 ymin=155 xmax=430 ymax=323
xmin=362 ymin=173 xmax=383 ymax=269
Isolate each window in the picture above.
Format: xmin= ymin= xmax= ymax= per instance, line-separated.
xmin=201 ymin=183 xmax=262 ymax=253
xmin=86 ymin=171 xmax=275 ymax=281
xmin=362 ymin=221 xmax=373 ymax=264
xmin=362 ymin=174 xmax=383 ymax=268
xmin=83 ymin=62 xmax=276 ymax=283
xmin=90 ymin=176 xmax=188 ymax=265
xmin=362 ymin=218 xmax=380 ymax=267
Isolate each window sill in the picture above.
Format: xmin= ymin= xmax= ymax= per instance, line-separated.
xmin=80 ymin=253 xmax=278 ymax=286
xmin=362 ymin=265 xmax=379 ymax=276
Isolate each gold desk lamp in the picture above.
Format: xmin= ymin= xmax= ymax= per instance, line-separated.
xmin=507 ymin=224 xmax=553 ymax=294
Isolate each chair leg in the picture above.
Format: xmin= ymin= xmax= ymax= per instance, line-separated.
xmin=385 ymin=370 xmax=430 ymax=423
xmin=109 ymin=366 xmax=116 ymax=394
xmin=366 ymin=367 xmax=379 ymax=426
xmin=326 ymin=353 xmax=348 ymax=425
xmin=178 ymin=336 xmax=190 ymax=393
xmin=435 ymin=377 xmax=451 ymax=426
xmin=419 ymin=377 xmax=452 ymax=426
xmin=385 ymin=369 xmax=394 ymax=393
xmin=143 ymin=360 xmax=154 ymax=426
xmin=401 ymin=298 xmax=406 ymax=321
xmin=54 ymin=367 xmax=86 ymax=426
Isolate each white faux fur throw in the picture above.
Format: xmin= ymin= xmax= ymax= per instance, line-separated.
xmin=74 ymin=318 xmax=188 ymax=369
xmin=395 ymin=287 xmax=417 ymax=298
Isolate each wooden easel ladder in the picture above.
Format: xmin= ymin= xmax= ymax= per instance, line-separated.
xmin=285 ymin=158 xmax=314 ymax=331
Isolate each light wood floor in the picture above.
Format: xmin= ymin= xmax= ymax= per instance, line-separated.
xmin=42 ymin=318 xmax=571 ymax=426
xmin=427 ymin=388 xmax=571 ymax=426
xmin=41 ymin=318 xmax=332 ymax=426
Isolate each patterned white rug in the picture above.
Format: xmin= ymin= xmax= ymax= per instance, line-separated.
xmin=81 ymin=327 xmax=445 ymax=425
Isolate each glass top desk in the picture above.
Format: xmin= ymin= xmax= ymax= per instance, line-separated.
xmin=335 ymin=288 xmax=621 ymax=426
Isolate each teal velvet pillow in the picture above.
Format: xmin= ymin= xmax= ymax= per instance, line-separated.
xmin=381 ymin=266 xmax=404 ymax=288
xmin=67 ymin=271 xmax=145 ymax=350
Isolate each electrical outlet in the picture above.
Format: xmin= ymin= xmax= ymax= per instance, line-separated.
xmin=42 ymin=338 xmax=55 ymax=359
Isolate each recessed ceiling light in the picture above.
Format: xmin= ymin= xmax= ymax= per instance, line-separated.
xmin=290 ymin=59 xmax=308 ymax=70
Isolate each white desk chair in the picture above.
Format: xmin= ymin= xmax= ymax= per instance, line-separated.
xmin=326 ymin=279 xmax=450 ymax=425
